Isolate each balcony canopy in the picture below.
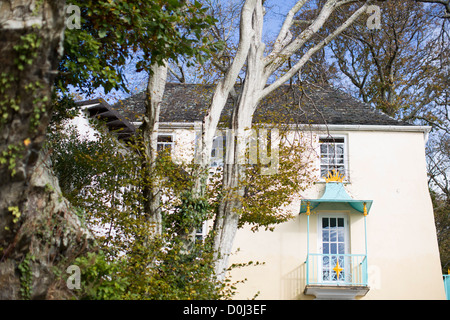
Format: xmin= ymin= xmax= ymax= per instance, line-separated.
xmin=300 ymin=171 xmax=373 ymax=215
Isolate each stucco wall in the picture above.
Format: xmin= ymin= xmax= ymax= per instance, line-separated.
xmin=227 ymin=128 xmax=445 ymax=300
xmin=74 ymin=113 xmax=444 ymax=299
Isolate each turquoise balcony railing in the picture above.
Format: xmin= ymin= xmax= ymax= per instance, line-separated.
xmin=444 ymin=275 xmax=450 ymax=300
xmin=306 ymin=253 xmax=368 ymax=286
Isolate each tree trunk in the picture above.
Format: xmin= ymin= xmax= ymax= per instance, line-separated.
xmin=211 ymin=0 xmax=267 ymax=279
xmin=141 ymin=62 xmax=168 ymax=236
xmin=0 ymin=1 xmax=94 ymax=299
xmin=210 ymin=0 xmax=372 ymax=279
xmin=189 ymin=0 xmax=257 ymax=270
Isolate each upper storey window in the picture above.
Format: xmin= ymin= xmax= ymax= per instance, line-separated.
xmin=157 ymin=134 xmax=174 ymax=153
xmin=319 ymin=136 xmax=346 ymax=179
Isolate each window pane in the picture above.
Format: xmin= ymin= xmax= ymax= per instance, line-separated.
xmin=322 ymin=218 xmax=329 ymax=228
xmin=330 ymin=218 xmax=336 ymax=228
xmin=157 ymin=135 xmax=172 ymax=142
xmin=320 ymin=138 xmax=344 ymax=144
xmin=338 ymin=243 xmax=345 ymax=254
xmin=323 ymin=230 xmax=329 ymax=242
xmin=331 ymin=243 xmax=337 ymax=254
xmin=328 ymin=144 xmax=335 ymax=154
xmin=338 ymin=218 xmax=344 ymax=227
xmin=330 ymin=256 xmax=337 ymax=267
xmin=323 ymin=243 xmax=329 ymax=254
xmin=330 ymin=230 xmax=336 ymax=242
xmin=338 ymin=228 xmax=344 ymax=242
xmin=326 ymin=155 xmax=334 ymax=164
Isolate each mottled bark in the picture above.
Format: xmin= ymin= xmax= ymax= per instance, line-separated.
xmin=206 ymin=0 xmax=372 ymax=279
xmin=0 ymin=1 xmax=94 ymax=299
xmin=141 ymin=62 xmax=168 ymax=236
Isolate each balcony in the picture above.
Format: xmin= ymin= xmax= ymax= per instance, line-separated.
xmin=304 ymin=253 xmax=370 ymax=299
xmin=300 ymin=171 xmax=372 ymax=299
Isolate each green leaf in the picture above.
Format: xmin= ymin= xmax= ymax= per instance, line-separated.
xmin=98 ymin=30 xmax=107 ymax=38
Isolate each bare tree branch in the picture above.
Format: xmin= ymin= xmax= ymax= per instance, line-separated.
xmin=261 ymin=1 xmax=371 ymax=100
xmin=417 ymin=0 xmax=450 ymax=18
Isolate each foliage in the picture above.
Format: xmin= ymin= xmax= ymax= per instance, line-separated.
xmin=123 ymin=233 xmax=232 ymax=300
xmin=57 ymin=0 xmax=220 ymax=96
xmin=294 ymin=0 xmax=448 ymax=122
xmin=164 ymin=192 xmax=212 ymax=237
xmin=205 ymin=124 xmax=317 ymax=232
xmin=46 ymin=121 xmax=232 ymax=299
xmin=0 ymin=143 xmax=24 ymax=177
xmin=240 ymin=131 xmax=317 ymax=231
xmin=46 ymin=105 xmax=318 ymax=298
xmin=47 ymin=121 xmax=142 ymax=255
xmin=427 ymin=135 xmax=450 ymax=272
xmin=18 ymin=253 xmax=35 ymax=300
xmin=70 ymin=251 xmax=129 ymax=300
xmin=0 ymin=0 xmax=220 ymax=300
xmin=13 ymin=32 xmax=41 ymax=72
xmin=49 ymin=0 xmax=222 ymax=134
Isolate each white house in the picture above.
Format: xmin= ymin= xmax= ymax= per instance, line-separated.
xmin=79 ymin=83 xmax=446 ymax=300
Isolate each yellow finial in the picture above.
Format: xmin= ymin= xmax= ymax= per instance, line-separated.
xmin=306 ymin=202 xmax=311 ymax=216
xmin=363 ymin=202 xmax=367 ymax=216
xmin=324 ymin=169 xmax=345 ymax=183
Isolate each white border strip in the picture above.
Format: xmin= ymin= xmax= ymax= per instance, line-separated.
xmin=158 ymin=122 xmax=431 ymax=133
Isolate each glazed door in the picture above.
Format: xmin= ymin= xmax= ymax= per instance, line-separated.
xmin=319 ymin=216 xmax=349 ymax=283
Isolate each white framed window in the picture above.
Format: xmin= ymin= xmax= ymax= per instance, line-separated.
xmin=195 ymin=221 xmax=208 ymax=242
xmin=157 ymin=134 xmax=174 ymax=153
xmin=319 ymin=135 xmax=347 ymax=180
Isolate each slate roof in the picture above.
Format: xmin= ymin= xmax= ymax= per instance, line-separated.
xmin=112 ymin=82 xmax=408 ymax=127
xmin=81 ymin=82 xmax=410 ymax=141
